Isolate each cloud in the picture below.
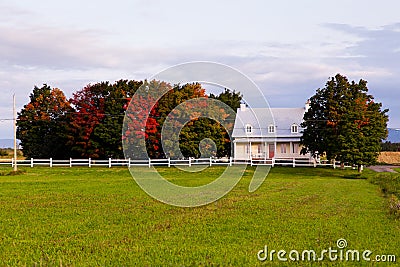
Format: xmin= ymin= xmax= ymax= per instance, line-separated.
xmin=1 ymin=18 xmax=400 ymax=138
xmin=324 ymin=23 xmax=400 ymax=72
xmin=320 ymin=23 xmax=400 ymax=127
xmin=0 ymin=25 xmax=121 ymax=70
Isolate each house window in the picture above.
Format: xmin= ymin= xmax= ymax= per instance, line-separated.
xmin=245 ymin=124 xmax=253 ymax=133
xmin=245 ymin=144 xmax=250 ymax=154
xmin=268 ymin=125 xmax=275 ymax=133
xmin=292 ymin=143 xmax=299 ymax=154
xmin=280 ymin=143 xmax=287 ymax=154
xmin=291 ymin=124 xmax=298 ymax=133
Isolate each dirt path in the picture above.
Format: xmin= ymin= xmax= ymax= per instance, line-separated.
xmin=368 ymin=165 xmax=400 ymax=173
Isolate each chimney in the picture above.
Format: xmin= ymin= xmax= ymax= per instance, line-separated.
xmin=240 ymin=103 xmax=246 ymax=112
xmin=305 ymin=99 xmax=311 ymax=112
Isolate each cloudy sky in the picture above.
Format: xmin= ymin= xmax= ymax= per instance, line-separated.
xmin=1 ymin=0 xmax=400 ymax=138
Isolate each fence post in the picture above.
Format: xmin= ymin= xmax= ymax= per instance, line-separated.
xmin=189 ymin=157 xmax=191 ymax=167
xmin=313 ymin=159 xmax=317 ymax=168
xmin=229 ymin=157 xmax=232 ymax=166
xmin=50 ymin=158 xmax=53 ymax=168
xmin=148 ymin=158 xmax=151 ymax=168
xmin=293 ymin=158 xmax=296 ymax=168
xmin=70 ymin=158 xmax=72 ymax=168
xmin=250 ymin=157 xmax=253 ymax=167
xmin=333 ymin=160 xmax=336 ymax=169
xmin=209 ymin=157 xmax=212 ymax=167
xmin=128 ymin=158 xmax=131 ymax=168
xmin=272 ymin=158 xmax=275 ymax=167
xmin=31 ymin=158 xmax=34 ymax=168
xmin=11 ymin=158 xmax=14 ymax=168
xmin=108 ymin=158 xmax=111 ymax=168
xmin=168 ymin=157 xmax=171 ymax=168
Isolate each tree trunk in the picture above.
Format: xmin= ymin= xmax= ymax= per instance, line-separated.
xmin=358 ymin=164 xmax=363 ymax=173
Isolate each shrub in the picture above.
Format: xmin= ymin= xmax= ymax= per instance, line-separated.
xmin=369 ymin=173 xmax=400 ymax=197
xmin=369 ymin=173 xmax=400 ymax=217
xmin=388 ymin=195 xmax=400 ymax=218
xmin=0 ymin=149 xmax=8 ymax=156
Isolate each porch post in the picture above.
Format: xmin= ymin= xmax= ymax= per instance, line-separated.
xmin=233 ymin=142 xmax=237 ymax=160
xmin=264 ymin=142 xmax=267 ymax=161
xmin=249 ymin=141 xmax=252 ymax=160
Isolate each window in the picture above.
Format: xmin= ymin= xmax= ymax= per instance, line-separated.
xmin=245 ymin=124 xmax=252 ymax=133
xmin=291 ymin=124 xmax=298 ymax=133
xmin=268 ymin=125 xmax=275 ymax=133
xmin=280 ymin=143 xmax=287 ymax=154
xmin=292 ymin=143 xmax=299 ymax=154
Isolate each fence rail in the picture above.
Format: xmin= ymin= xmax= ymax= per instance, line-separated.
xmin=0 ymin=157 xmax=353 ymax=169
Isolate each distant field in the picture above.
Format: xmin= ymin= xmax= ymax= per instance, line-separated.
xmin=0 ymin=166 xmax=399 ymax=266
xmin=378 ymin=152 xmax=400 ymax=165
xmin=0 ymin=148 xmax=24 ymax=160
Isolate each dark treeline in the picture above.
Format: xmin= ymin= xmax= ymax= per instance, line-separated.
xmin=381 ymin=142 xmax=400 ymax=152
xmin=17 ymin=80 xmax=242 ymax=159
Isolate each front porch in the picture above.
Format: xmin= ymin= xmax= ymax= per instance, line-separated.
xmin=233 ymin=141 xmax=310 ymax=160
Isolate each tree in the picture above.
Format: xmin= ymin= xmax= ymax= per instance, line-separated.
xmin=209 ymin=88 xmax=242 ymax=155
xmin=17 ymin=84 xmax=73 ymax=159
xmin=148 ymin=83 xmax=235 ymax=159
xmin=69 ymin=80 xmax=142 ymax=159
xmin=69 ymin=82 xmax=110 ymax=158
xmin=149 ymin=82 xmax=208 ymax=158
xmin=301 ymin=74 xmax=389 ymax=172
xmin=93 ymin=80 xmax=142 ymax=158
xmin=209 ymin=88 xmax=242 ymax=111
xmin=122 ymin=80 xmax=163 ymax=159
xmin=381 ymin=142 xmax=400 ymax=152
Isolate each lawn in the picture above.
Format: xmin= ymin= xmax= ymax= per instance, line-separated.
xmin=0 ymin=166 xmax=399 ymax=266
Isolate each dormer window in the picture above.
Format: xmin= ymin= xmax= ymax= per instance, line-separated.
xmin=268 ymin=125 xmax=275 ymax=133
xmin=291 ymin=123 xmax=299 ymax=133
xmin=245 ymin=124 xmax=253 ymax=134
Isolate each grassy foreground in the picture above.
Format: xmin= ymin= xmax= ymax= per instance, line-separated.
xmin=0 ymin=166 xmax=399 ymax=266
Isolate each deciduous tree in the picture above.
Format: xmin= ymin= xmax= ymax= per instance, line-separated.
xmin=17 ymin=84 xmax=73 ymax=159
xmin=70 ymin=80 xmax=142 ymax=159
xmin=301 ymin=74 xmax=389 ymax=172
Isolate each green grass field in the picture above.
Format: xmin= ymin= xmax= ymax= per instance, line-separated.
xmin=0 ymin=166 xmax=399 ymax=266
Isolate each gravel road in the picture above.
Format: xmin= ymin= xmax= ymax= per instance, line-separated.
xmin=368 ymin=166 xmax=400 ymax=173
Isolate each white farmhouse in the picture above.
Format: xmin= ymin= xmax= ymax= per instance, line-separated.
xmin=232 ymin=101 xmax=311 ymax=161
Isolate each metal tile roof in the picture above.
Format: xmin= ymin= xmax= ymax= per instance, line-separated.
xmin=232 ymin=107 xmax=306 ymax=138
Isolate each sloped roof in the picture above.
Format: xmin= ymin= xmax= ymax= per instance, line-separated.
xmin=232 ymin=107 xmax=306 ymax=138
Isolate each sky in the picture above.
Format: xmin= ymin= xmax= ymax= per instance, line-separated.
xmin=1 ymin=0 xmax=400 ymax=138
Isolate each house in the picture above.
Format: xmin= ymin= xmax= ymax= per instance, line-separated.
xmin=232 ymin=101 xmax=311 ymax=161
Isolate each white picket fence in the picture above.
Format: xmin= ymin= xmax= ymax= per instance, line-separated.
xmin=0 ymin=157 xmax=347 ymax=168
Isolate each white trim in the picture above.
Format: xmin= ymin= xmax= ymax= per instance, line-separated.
xmin=245 ymin=124 xmax=253 ymax=134
xmin=268 ymin=124 xmax=275 ymax=133
xmin=291 ymin=123 xmax=299 ymax=133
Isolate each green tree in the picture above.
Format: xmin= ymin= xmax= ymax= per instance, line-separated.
xmin=301 ymin=74 xmax=389 ymax=172
xmin=93 ymin=80 xmax=142 ymax=158
xmin=209 ymin=88 xmax=242 ymax=155
xmin=209 ymin=88 xmax=242 ymax=110
xmin=17 ymin=84 xmax=73 ymax=159
xmin=179 ymin=118 xmax=230 ymax=158
xmin=150 ymin=83 xmax=207 ymax=158
xmin=154 ymin=84 xmax=235 ymax=159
